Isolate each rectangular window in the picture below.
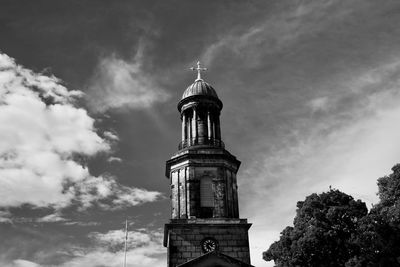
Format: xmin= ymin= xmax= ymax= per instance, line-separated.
xmin=200 ymin=178 xmax=214 ymax=207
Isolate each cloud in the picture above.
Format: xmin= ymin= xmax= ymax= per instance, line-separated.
xmin=86 ymin=42 xmax=170 ymax=113
xmin=201 ymin=0 xmax=352 ymax=67
xmin=103 ymin=131 xmax=119 ymax=142
xmin=8 ymin=260 xmax=40 ymax=267
xmin=60 ymin=229 xmax=165 ymax=267
xmin=0 ymin=52 xmax=161 ymax=210
xmin=63 ymin=221 xmax=100 ymax=226
xmin=308 ymin=96 xmax=330 ymax=112
xmin=60 ymin=248 xmax=165 ymax=267
xmin=0 ymin=210 xmax=12 ymax=223
xmin=242 ymin=59 xmax=400 ymax=267
xmin=76 ymin=175 xmax=161 ymax=210
xmin=107 ymin=156 xmax=122 ymax=163
xmin=89 ymin=228 xmax=162 ymax=249
xmin=36 ymin=213 xmax=67 ymax=223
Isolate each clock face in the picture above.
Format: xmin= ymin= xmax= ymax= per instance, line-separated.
xmin=201 ymin=238 xmax=218 ymax=253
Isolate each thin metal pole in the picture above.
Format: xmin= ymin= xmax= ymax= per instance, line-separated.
xmin=124 ymin=219 xmax=128 ymax=267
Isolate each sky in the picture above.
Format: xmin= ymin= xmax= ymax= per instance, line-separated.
xmin=1 ymin=0 xmax=400 ymax=266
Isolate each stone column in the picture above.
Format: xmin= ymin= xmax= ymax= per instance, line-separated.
xmin=207 ymin=111 xmax=212 ymax=141
xmin=192 ymin=107 xmax=197 ymax=144
xmin=212 ymin=120 xmax=215 ymax=142
xmin=188 ymin=113 xmax=192 ymax=146
xmin=215 ymin=115 xmax=221 ymax=140
xmin=232 ymin=173 xmax=239 ymax=218
xmin=197 ymin=110 xmax=206 ymax=144
xmin=186 ymin=167 xmax=192 ymax=218
xmin=181 ymin=113 xmax=186 ymax=143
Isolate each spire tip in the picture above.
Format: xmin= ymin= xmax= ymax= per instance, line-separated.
xmin=190 ymin=60 xmax=207 ymax=81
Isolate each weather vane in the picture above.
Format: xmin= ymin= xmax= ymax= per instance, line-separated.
xmin=190 ymin=61 xmax=207 ymax=81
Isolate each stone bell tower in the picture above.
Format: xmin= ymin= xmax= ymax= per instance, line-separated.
xmin=164 ymin=62 xmax=252 ymax=267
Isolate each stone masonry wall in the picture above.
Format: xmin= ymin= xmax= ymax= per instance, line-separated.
xmin=170 ymin=164 xmax=239 ymax=220
xmin=167 ymin=223 xmax=250 ymax=267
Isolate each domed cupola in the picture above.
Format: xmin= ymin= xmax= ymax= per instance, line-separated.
xmin=178 ymin=62 xmax=222 ymax=113
xmin=177 ymin=61 xmax=224 ymax=149
xmin=182 ymin=80 xmax=219 ymax=99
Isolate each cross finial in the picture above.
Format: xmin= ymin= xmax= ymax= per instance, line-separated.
xmin=190 ymin=61 xmax=207 ymax=81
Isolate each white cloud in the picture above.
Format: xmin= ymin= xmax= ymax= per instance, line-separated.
xmin=0 ymin=52 xmax=161 ymax=210
xmin=86 ymin=42 xmax=170 ymax=113
xmin=0 ymin=210 xmax=12 ymax=223
xmin=36 ymin=213 xmax=67 ymax=223
xmin=89 ymin=228 xmax=162 ymax=248
xmin=8 ymin=260 xmax=41 ymax=267
xmin=103 ymin=131 xmax=119 ymax=142
xmin=61 ymin=248 xmax=165 ymax=267
xmin=107 ymin=156 xmax=122 ymax=163
xmin=76 ymin=175 xmax=161 ymax=210
xmin=60 ymin=229 xmax=165 ymax=267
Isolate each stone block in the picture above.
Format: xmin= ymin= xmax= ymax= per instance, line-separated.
xmin=228 ymin=240 xmax=237 ymax=246
xmin=227 ymin=251 xmax=238 ymax=258
xmin=233 ymin=247 xmax=242 ymax=252
xmin=187 ymin=234 xmax=195 ymax=239
xmin=191 ymin=252 xmax=201 ymax=258
xmin=219 ymin=240 xmax=228 ymax=246
xmin=220 ymin=246 xmax=233 ymax=252
xmin=182 ymin=241 xmax=191 ymax=246
xmin=182 ymin=252 xmax=191 ymax=258
xmin=208 ymin=228 xmax=220 ymax=234
xmin=237 ymin=252 xmax=246 ymax=258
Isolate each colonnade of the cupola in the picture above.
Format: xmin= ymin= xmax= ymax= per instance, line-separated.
xmin=180 ymin=105 xmax=222 ymax=149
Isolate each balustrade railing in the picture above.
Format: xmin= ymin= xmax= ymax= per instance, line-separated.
xmin=178 ymin=138 xmax=225 ymax=150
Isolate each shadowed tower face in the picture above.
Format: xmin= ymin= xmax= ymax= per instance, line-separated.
xmin=164 ymin=62 xmax=252 ymax=267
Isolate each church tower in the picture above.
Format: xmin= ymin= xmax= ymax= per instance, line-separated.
xmin=164 ymin=62 xmax=252 ymax=267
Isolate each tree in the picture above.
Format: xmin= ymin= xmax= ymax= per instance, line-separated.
xmin=375 ymin=164 xmax=400 ymax=225
xmin=347 ymin=164 xmax=400 ymax=266
xmin=264 ymin=164 xmax=400 ymax=266
xmin=263 ymin=189 xmax=368 ymax=267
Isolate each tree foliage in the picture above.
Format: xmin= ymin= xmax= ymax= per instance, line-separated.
xmin=376 ymin=164 xmax=400 ymax=225
xmin=348 ymin=164 xmax=400 ymax=266
xmin=264 ymin=164 xmax=400 ymax=267
xmin=263 ymin=189 xmax=367 ymax=266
